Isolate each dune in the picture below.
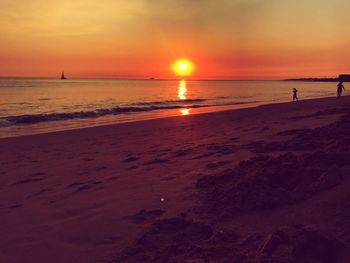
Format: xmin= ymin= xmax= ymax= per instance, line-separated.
xmin=1 ymin=95 xmax=350 ymax=262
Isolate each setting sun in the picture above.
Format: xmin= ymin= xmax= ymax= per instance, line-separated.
xmin=172 ymin=59 xmax=194 ymax=77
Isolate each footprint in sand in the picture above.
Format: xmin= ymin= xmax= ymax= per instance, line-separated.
xmin=161 ymin=176 xmax=176 ymax=181
xmin=206 ymin=161 xmax=232 ymax=170
xmin=275 ymin=128 xmax=313 ymax=137
xmin=95 ymin=166 xmax=107 ymax=171
xmin=82 ymin=158 xmax=94 ymax=162
xmin=196 ymin=143 xmax=236 ymax=156
xmin=123 ymin=156 xmax=140 ymax=163
xmin=107 ymin=176 xmax=120 ymax=182
xmin=13 ymin=172 xmax=47 ymax=185
xmin=29 ymin=188 xmax=50 ymax=198
xmin=125 ymin=209 xmax=165 ymax=224
xmin=67 ymin=180 xmax=103 ymax=193
xmin=174 ymin=148 xmax=195 ymax=157
xmin=7 ymin=203 xmax=23 ymax=209
xmin=127 ymin=165 xmax=138 ymax=170
xmin=144 ymin=158 xmax=171 ymax=165
xmin=191 ymin=152 xmax=215 ymax=160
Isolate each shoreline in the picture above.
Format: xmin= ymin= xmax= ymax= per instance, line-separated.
xmin=1 ymin=94 xmax=350 ymax=262
xmin=0 ymin=94 xmax=345 ymax=140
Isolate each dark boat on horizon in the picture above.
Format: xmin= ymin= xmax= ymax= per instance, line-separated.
xmin=61 ymin=71 xmax=67 ymax=80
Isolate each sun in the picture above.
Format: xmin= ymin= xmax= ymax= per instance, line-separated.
xmin=172 ymin=58 xmax=194 ymax=77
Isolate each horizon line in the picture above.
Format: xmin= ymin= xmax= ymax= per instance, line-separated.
xmin=0 ymin=75 xmax=340 ymax=82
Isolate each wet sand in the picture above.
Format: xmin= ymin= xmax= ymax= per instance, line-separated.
xmin=1 ymin=95 xmax=350 ymax=262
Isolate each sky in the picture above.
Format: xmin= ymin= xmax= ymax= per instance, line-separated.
xmin=1 ymin=0 xmax=350 ymax=79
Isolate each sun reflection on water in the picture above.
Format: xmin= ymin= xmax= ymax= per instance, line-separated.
xmin=178 ymin=80 xmax=187 ymax=100
xmin=180 ymin=108 xmax=191 ymax=115
xmin=178 ymin=80 xmax=191 ymax=115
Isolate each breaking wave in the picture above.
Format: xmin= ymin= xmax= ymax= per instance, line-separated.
xmin=0 ymin=104 xmax=207 ymax=127
xmin=0 ymin=101 xmax=253 ymax=127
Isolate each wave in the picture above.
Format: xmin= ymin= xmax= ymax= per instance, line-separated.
xmin=0 ymin=101 xmax=254 ymax=127
xmin=0 ymin=119 xmax=12 ymax=128
xmin=0 ymin=104 xmax=209 ymax=127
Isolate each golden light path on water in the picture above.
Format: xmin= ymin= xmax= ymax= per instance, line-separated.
xmin=180 ymin=109 xmax=191 ymax=115
xmin=178 ymin=79 xmax=191 ymax=115
xmin=178 ymin=80 xmax=187 ymax=100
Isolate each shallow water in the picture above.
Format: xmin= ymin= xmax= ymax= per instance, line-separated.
xmin=0 ymin=78 xmax=339 ymax=137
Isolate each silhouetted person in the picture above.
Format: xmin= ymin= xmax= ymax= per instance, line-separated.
xmin=337 ymin=81 xmax=345 ymax=98
xmin=293 ymin=88 xmax=298 ymax=102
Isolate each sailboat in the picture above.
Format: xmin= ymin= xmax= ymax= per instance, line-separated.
xmin=61 ymin=71 xmax=67 ymax=80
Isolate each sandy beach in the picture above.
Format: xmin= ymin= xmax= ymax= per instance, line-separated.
xmin=1 ymin=95 xmax=350 ymax=262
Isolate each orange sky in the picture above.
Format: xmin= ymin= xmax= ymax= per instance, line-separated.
xmin=1 ymin=0 xmax=350 ymax=79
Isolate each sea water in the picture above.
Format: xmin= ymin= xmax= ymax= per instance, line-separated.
xmin=0 ymin=78 xmax=338 ymax=137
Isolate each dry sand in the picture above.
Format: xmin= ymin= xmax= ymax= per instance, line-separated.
xmin=1 ymin=96 xmax=350 ymax=262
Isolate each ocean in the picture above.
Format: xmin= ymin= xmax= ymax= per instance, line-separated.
xmin=0 ymin=78 xmax=339 ymax=138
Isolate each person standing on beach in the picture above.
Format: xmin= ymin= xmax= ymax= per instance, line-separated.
xmin=337 ymin=81 xmax=345 ymax=98
xmin=293 ymin=88 xmax=298 ymax=102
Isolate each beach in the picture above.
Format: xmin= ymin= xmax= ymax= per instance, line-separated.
xmin=1 ymin=95 xmax=350 ymax=262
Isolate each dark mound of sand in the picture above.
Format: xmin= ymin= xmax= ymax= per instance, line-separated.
xmin=256 ymin=225 xmax=346 ymax=263
xmin=197 ymin=112 xmax=350 ymax=217
xmin=252 ymin=112 xmax=350 ymax=154
xmin=115 ymin=218 xmax=218 ymax=262
xmin=115 ymin=217 xmax=262 ymax=262
xmin=282 ymin=114 xmax=350 ymax=152
xmin=115 ymin=220 xmax=347 ymax=263
xmin=289 ymin=107 xmax=349 ymax=121
xmin=197 ymin=151 xmax=349 ymax=216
